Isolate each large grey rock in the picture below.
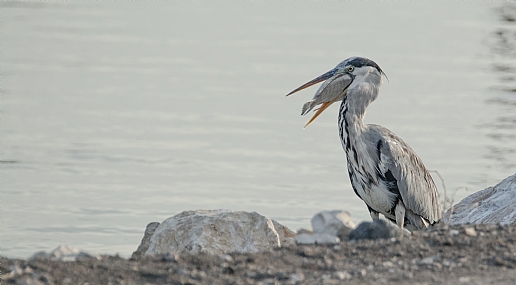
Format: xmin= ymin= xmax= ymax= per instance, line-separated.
xmin=446 ymin=173 xmax=516 ymax=225
xmin=144 ymin=210 xmax=295 ymax=256
xmin=131 ymin=222 xmax=160 ymax=259
xmin=348 ymin=219 xmax=409 ymax=240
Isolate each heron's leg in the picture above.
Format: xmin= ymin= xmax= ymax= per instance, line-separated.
xmin=395 ymin=200 xmax=406 ymax=229
xmin=404 ymin=208 xmax=430 ymax=230
xmin=367 ymin=205 xmax=380 ymax=220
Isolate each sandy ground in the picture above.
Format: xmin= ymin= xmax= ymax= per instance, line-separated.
xmin=2 ymin=223 xmax=515 ymax=285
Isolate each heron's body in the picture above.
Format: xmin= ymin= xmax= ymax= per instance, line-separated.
xmin=287 ymin=56 xmax=442 ymax=230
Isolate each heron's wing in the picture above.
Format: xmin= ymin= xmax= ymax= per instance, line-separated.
xmin=367 ymin=125 xmax=442 ymax=223
xmin=301 ymin=74 xmax=352 ymax=115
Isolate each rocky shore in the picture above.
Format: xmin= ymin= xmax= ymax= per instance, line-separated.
xmin=2 ymin=174 xmax=516 ymax=285
xmin=2 ymin=223 xmax=516 ymax=285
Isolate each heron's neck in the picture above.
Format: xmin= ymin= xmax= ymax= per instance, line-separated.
xmin=338 ymin=82 xmax=380 ymax=142
xmin=338 ymin=97 xmax=366 ymax=150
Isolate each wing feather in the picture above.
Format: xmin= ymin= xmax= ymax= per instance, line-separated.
xmin=367 ymin=125 xmax=442 ymax=224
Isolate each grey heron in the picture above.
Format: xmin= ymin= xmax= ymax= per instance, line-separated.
xmin=287 ymin=57 xmax=442 ymax=230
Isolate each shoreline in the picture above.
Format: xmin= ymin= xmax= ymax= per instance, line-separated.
xmin=3 ymin=223 xmax=515 ymax=285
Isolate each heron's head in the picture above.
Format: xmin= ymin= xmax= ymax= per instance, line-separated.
xmin=286 ymin=56 xmax=386 ymax=128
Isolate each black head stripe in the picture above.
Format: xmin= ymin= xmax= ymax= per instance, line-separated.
xmin=339 ymin=57 xmax=385 ymax=76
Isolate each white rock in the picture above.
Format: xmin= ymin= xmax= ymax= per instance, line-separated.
xmin=418 ymin=255 xmax=441 ymax=265
xmin=289 ymin=273 xmax=305 ymax=282
xmin=311 ymin=210 xmax=355 ymax=235
xmin=295 ymin=233 xmax=340 ymax=245
xmin=464 ymin=227 xmax=477 ymax=237
xmin=144 ymin=210 xmax=295 ymax=256
xmin=446 ymin=173 xmax=516 ymax=225
xmin=31 ymin=245 xmax=94 ymax=262
xmin=333 ymin=270 xmax=352 ymax=280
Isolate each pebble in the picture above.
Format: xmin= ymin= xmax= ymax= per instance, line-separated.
xmin=289 ymin=272 xmax=305 ymax=282
xmin=220 ymin=254 xmax=233 ymax=262
xmin=295 ymin=233 xmax=340 ymax=245
xmin=418 ymin=255 xmax=441 ymax=265
xmin=449 ymin=229 xmax=460 ymax=236
xmin=382 ymin=261 xmax=394 ymax=267
xmin=332 ymin=271 xmax=351 ymax=280
xmin=465 ymin=227 xmax=477 ymax=237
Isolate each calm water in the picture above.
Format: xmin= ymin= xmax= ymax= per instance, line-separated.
xmin=3 ymin=2 xmax=516 ymax=258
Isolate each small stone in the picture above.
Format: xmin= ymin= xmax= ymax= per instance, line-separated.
xmin=382 ymin=261 xmax=394 ymax=267
xmin=295 ymin=233 xmax=316 ymax=245
xmin=9 ymin=265 xmax=24 ymax=276
xmin=349 ymin=220 xmax=390 ymax=240
xmin=449 ymin=229 xmax=459 ymax=236
xmin=332 ymin=271 xmax=351 ymax=280
xmin=459 ymin=277 xmax=470 ymax=283
xmin=464 ymin=227 xmax=477 ymax=237
xmin=296 ymin=229 xmax=312 ymax=235
xmin=220 ymin=254 xmax=233 ymax=262
xmin=418 ymin=255 xmax=440 ymax=265
xmin=295 ymin=233 xmax=340 ymax=245
xmin=222 ymin=266 xmax=234 ymax=275
xmin=311 ymin=210 xmax=355 ymax=237
xmin=24 ymin=266 xmax=34 ymax=274
xmin=30 ymin=245 xmax=94 ymax=262
xmin=348 ymin=219 xmax=409 ymax=241
xmin=290 ymin=273 xmax=305 ymax=282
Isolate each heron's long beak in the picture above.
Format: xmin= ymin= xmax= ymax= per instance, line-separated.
xmin=286 ymin=69 xmax=336 ymax=96
xmin=286 ymin=69 xmax=339 ymax=128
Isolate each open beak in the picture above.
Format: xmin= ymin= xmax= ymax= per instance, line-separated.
xmin=286 ymin=69 xmax=336 ymax=97
xmin=287 ymin=68 xmax=349 ymax=128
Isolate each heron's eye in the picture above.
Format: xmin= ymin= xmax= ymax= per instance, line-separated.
xmin=347 ymin=66 xmax=354 ymax=72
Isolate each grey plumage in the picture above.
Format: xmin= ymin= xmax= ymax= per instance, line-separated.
xmin=287 ymin=56 xmax=442 ymax=230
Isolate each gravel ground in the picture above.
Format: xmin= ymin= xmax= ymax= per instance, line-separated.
xmin=2 ymin=223 xmax=516 ymax=285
